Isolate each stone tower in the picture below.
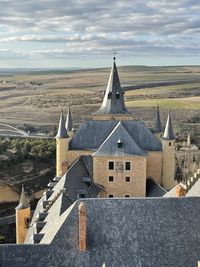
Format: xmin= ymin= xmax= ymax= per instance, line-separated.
xmin=15 ymin=185 xmax=31 ymax=244
xmin=56 ymin=112 xmax=70 ymax=177
xmin=162 ymin=112 xmax=176 ymax=190
xmin=154 ymin=106 xmax=162 ymax=140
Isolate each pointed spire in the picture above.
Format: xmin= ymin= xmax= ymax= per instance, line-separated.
xmin=16 ymin=185 xmax=29 ymax=210
xmin=56 ymin=111 xmax=69 ymax=138
xmin=94 ymin=58 xmax=129 ymax=115
xmin=154 ymin=105 xmax=162 ymax=133
xmin=65 ymin=106 xmax=73 ymax=132
xmin=163 ymin=112 xmax=175 ymax=140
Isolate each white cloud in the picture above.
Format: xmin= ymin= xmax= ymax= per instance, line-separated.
xmin=0 ymin=0 xmax=199 ymax=66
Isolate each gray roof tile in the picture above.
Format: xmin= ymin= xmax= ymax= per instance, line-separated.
xmin=94 ymin=59 xmax=130 ymax=115
xmin=154 ymin=106 xmax=162 ymax=133
xmin=65 ymin=107 xmax=73 ymax=132
xmin=2 ymin=198 xmax=200 ymax=266
xmin=163 ymin=113 xmax=175 ymax=140
xmin=56 ymin=112 xmax=69 ymax=138
xmin=93 ymin=121 xmax=147 ymax=156
xmin=15 ymin=185 xmax=29 ymax=210
xmin=69 ymin=120 xmax=162 ymax=152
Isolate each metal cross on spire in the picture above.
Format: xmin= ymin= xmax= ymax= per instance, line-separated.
xmin=112 ymin=48 xmax=118 ymax=60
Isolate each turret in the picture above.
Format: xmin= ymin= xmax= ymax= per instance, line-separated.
xmin=162 ymin=112 xmax=176 ymax=190
xmin=15 ymin=185 xmax=31 ymax=244
xmin=93 ymin=58 xmax=132 ymax=120
xmin=154 ymin=106 xmax=162 ymax=140
xmin=56 ymin=112 xmax=70 ymax=177
xmin=65 ymin=106 xmax=74 ymax=137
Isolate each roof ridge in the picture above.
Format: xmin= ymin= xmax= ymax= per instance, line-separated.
xmin=93 ymin=121 xmax=147 ymax=156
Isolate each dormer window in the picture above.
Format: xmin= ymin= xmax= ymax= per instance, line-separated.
xmin=117 ymin=139 xmax=122 ymax=148
xmin=108 ymin=92 xmax=112 ymax=99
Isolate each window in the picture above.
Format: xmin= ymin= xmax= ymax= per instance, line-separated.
xmin=78 ymin=193 xmax=85 ymax=199
xmin=117 ymin=139 xmax=122 ymax=148
xmin=109 ymin=161 xmax=114 ymax=170
xmin=125 ymin=162 xmax=131 ymax=170
xmin=108 ymin=92 xmax=112 ymax=99
xmin=125 ymin=195 xmax=130 ymax=198
xmin=169 ymin=142 xmax=171 ymax=146
xmin=116 ymin=92 xmax=120 ymax=99
xmin=109 ymin=195 xmax=114 ymax=198
xmin=109 ymin=176 xmax=114 ymax=182
xmin=125 ymin=176 xmax=130 ymax=182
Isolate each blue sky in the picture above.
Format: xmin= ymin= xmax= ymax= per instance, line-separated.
xmin=0 ymin=0 xmax=200 ymax=68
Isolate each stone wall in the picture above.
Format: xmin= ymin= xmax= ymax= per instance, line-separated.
xmin=93 ymin=155 xmax=147 ymax=197
xmin=147 ymin=151 xmax=162 ymax=184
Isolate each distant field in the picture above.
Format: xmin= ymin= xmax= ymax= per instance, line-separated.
xmin=126 ymin=97 xmax=200 ymax=109
xmin=0 ymin=64 xmax=199 ymax=142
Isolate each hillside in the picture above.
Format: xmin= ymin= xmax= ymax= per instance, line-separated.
xmin=0 ymin=65 xmax=199 ymax=142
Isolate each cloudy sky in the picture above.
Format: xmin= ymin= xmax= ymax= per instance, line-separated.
xmin=0 ymin=0 xmax=200 ymax=68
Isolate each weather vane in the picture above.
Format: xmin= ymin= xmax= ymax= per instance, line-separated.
xmin=112 ymin=48 xmax=118 ymax=60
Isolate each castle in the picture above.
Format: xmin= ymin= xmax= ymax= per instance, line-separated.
xmin=1 ymin=59 xmax=200 ymax=267
xmin=56 ymin=58 xmax=176 ymax=198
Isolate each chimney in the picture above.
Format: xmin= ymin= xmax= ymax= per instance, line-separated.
xmin=176 ymin=184 xmax=187 ymax=197
xmin=78 ymin=202 xmax=87 ymax=252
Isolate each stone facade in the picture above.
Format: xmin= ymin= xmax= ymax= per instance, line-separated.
xmin=147 ymin=151 xmax=162 ymax=184
xmin=16 ymin=207 xmax=31 ymax=244
xmin=93 ymin=156 xmax=147 ymax=197
xmin=162 ymin=139 xmax=176 ymax=190
xmin=56 ymin=138 xmax=69 ymax=176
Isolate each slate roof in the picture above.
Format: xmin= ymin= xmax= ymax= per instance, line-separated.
xmin=69 ymin=120 xmax=162 ymax=152
xmin=65 ymin=107 xmax=73 ymax=132
xmin=154 ymin=106 xmax=162 ymax=133
xmin=15 ymin=185 xmax=29 ymax=210
xmin=186 ymin=178 xmax=200 ymax=196
xmin=93 ymin=121 xmax=147 ymax=157
xmin=1 ymin=198 xmax=200 ymax=267
xmin=146 ymin=179 xmax=167 ymax=197
xmin=56 ymin=112 xmax=69 ymax=138
xmin=94 ymin=59 xmax=130 ymax=115
xmin=163 ymin=113 xmax=175 ymax=140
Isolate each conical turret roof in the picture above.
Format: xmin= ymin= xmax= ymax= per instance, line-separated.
xmin=65 ymin=107 xmax=73 ymax=132
xmin=154 ymin=106 xmax=162 ymax=133
xmin=16 ymin=185 xmax=29 ymax=210
xmin=163 ymin=112 xmax=175 ymax=140
xmin=56 ymin=112 xmax=69 ymax=138
xmin=94 ymin=58 xmax=129 ymax=115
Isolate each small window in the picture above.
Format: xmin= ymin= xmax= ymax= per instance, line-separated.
xmin=125 ymin=162 xmax=131 ymax=170
xmin=125 ymin=176 xmax=130 ymax=182
xmin=116 ymin=92 xmax=120 ymax=99
xmin=108 ymin=92 xmax=112 ymax=99
xmin=109 ymin=161 xmax=114 ymax=170
xmin=78 ymin=193 xmax=85 ymax=199
xmin=117 ymin=139 xmax=122 ymax=148
xmin=169 ymin=142 xmax=171 ymax=146
xmin=125 ymin=195 xmax=130 ymax=198
xmin=109 ymin=176 xmax=114 ymax=182
xmin=109 ymin=195 xmax=114 ymax=198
